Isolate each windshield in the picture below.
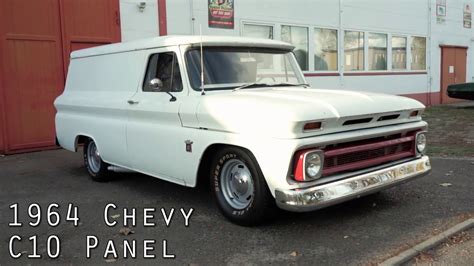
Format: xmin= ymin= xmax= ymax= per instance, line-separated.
xmin=185 ymin=47 xmax=306 ymax=91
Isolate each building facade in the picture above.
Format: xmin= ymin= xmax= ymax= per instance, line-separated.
xmin=1 ymin=0 xmax=472 ymax=154
xmin=157 ymin=0 xmax=473 ymax=106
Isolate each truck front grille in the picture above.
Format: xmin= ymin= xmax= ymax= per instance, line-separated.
xmin=322 ymin=131 xmax=417 ymax=176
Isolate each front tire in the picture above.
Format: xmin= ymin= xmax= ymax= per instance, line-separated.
xmin=210 ymin=147 xmax=276 ymax=226
xmin=83 ymin=138 xmax=111 ymax=182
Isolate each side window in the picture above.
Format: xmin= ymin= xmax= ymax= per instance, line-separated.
xmin=143 ymin=52 xmax=183 ymax=92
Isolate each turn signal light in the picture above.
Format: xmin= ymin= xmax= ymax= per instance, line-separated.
xmin=410 ymin=110 xmax=419 ymax=117
xmin=293 ymin=150 xmax=306 ymax=181
xmin=303 ymin=122 xmax=322 ymax=131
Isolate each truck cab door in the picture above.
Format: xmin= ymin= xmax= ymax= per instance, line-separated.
xmin=126 ymin=47 xmax=187 ymax=184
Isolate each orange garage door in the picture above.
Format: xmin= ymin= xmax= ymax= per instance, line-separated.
xmin=440 ymin=46 xmax=468 ymax=104
xmin=0 ymin=0 xmax=121 ymax=154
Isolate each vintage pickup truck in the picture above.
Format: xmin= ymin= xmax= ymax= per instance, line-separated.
xmin=55 ymin=36 xmax=431 ymax=225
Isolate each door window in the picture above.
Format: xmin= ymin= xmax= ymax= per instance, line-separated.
xmin=143 ymin=52 xmax=183 ymax=92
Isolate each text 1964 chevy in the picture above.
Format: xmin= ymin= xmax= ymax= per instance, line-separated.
xmin=55 ymin=36 xmax=431 ymax=225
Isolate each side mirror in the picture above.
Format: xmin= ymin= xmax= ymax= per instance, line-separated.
xmin=149 ymin=78 xmax=164 ymax=91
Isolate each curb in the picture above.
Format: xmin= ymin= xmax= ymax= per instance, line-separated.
xmin=429 ymin=156 xmax=474 ymax=161
xmin=380 ymin=218 xmax=474 ymax=266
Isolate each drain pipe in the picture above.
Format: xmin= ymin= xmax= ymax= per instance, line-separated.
xmin=427 ymin=0 xmax=433 ymax=106
xmin=339 ymin=0 xmax=344 ymax=89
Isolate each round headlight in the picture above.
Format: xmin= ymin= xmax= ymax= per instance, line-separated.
xmin=306 ymin=152 xmax=322 ymax=178
xmin=416 ymin=133 xmax=427 ymax=153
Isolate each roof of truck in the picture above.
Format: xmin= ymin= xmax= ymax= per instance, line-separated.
xmin=71 ymin=35 xmax=294 ymax=59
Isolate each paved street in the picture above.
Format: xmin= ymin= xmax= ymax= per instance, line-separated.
xmin=0 ymin=150 xmax=473 ymax=265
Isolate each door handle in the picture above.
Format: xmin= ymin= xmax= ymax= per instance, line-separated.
xmin=127 ymin=100 xmax=139 ymax=105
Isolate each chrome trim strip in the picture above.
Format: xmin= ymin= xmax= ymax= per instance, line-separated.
xmin=276 ymin=156 xmax=431 ymax=212
xmin=299 ymin=156 xmax=419 ymax=187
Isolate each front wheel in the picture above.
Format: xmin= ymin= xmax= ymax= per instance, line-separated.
xmin=210 ymin=147 xmax=276 ymax=226
xmin=83 ymin=138 xmax=111 ymax=182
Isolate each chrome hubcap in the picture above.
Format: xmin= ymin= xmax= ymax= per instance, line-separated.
xmin=220 ymin=159 xmax=254 ymax=209
xmin=87 ymin=142 xmax=101 ymax=173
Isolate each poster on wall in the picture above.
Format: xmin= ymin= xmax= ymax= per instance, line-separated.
xmin=208 ymin=0 xmax=234 ymax=29
xmin=464 ymin=3 xmax=472 ymax=28
xmin=436 ymin=0 xmax=446 ymax=24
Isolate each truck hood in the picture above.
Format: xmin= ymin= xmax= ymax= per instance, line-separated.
xmin=189 ymin=87 xmax=425 ymax=139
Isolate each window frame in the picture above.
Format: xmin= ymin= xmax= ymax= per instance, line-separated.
xmin=239 ymin=22 xmax=429 ymax=76
xmin=183 ymin=46 xmax=306 ymax=91
xmin=240 ymin=21 xmax=275 ymax=40
xmin=391 ymin=35 xmax=408 ymax=71
xmin=281 ymin=24 xmax=310 ymax=72
xmin=313 ymin=27 xmax=339 ymax=72
xmin=367 ymin=32 xmax=388 ymax=71
xmin=343 ymin=30 xmax=366 ymax=72
xmin=410 ymin=36 xmax=427 ymax=71
xmin=141 ymin=49 xmax=185 ymax=93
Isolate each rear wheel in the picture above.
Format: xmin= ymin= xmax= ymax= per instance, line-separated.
xmin=210 ymin=147 xmax=276 ymax=226
xmin=83 ymin=138 xmax=111 ymax=182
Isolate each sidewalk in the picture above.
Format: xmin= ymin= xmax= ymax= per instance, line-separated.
xmin=410 ymin=229 xmax=473 ymax=265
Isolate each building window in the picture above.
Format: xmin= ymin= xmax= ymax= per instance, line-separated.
xmin=344 ymin=31 xmax=364 ymax=71
xmin=368 ymin=33 xmax=387 ymax=70
xmin=242 ymin=24 xmax=273 ymax=39
xmin=392 ymin=36 xmax=407 ymax=70
xmin=314 ymin=28 xmax=338 ymax=71
xmin=281 ymin=25 xmax=308 ymax=71
xmin=411 ymin=37 xmax=426 ymax=70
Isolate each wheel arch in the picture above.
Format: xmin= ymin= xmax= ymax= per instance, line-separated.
xmin=195 ymin=143 xmax=262 ymax=188
xmin=74 ymin=134 xmax=97 ymax=152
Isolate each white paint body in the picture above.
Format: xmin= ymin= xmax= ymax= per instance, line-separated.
xmin=54 ymin=36 xmax=427 ymax=197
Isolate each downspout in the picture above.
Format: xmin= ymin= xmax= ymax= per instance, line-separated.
xmin=158 ymin=0 xmax=167 ymax=36
xmin=427 ymin=0 xmax=432 ymax=106
xmin=339 ymin=0 xmax=344 ymax=88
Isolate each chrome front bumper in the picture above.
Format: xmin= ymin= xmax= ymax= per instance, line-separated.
xmin=275 ymin=156 xmax=431 ymax=212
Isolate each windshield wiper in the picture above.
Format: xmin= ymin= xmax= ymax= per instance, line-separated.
xmin=233 ymin=83 xmax=269 ymax=91
xmin=233 ymin=82 xmax=309 ymax=91
xmin=270 ymin=83 xmax=309 ymax=87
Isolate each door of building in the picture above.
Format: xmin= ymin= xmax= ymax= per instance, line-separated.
xmin=440 ymin=46 xmax=467 ymax=104
xmin=0 ymin=0 xmax=121 ymax=154
xmin=0 ymin=0 xmax=65 ymax=153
